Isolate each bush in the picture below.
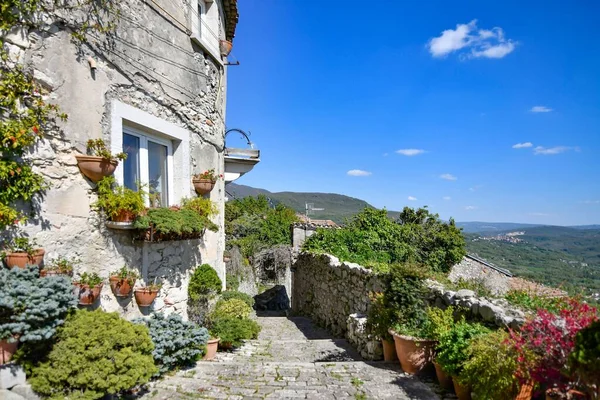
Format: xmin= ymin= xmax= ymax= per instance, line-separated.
xmin=505 ymin=289 xmax=571 ymax=314
xmin=0 ymin=266 xmax=77 ymax=343
xmin=220 ymin=291 xmax=254 ymax=308
xmin=385 ymin=263 xmax=429 ymax=337
xmin=28 ymin=310 xmax=157 ymax=400
xmin=211 ymin=299 xmax=252 ymax=320
xmin=137 ymin=313 xmax=208 ymax=375
xmin=461 ymin=330 xmax=519 ymax=400
xmin=422 ymin=306 xmax=457 ymax=341
xmin=188 ymin=264 xmax=222 ymax=301
xmin=366 ymin=292 xmax=395 ymax=341
xmin=133 ymin=208 xmax=218 ymax=240
xmin=210 ymin=317 xmax=261 ymax=348
xmin=181 ymin=196 xmax=218 ymax=217
xmin=303 ymin=206 xmax=466 ymax=273
xmin=570 ymin=320 xmax=600 ymax=397
xmin=93 ymin=176 xmax=146 ymax=220
xmin=436 ymin=321 xmax=490 ymax=378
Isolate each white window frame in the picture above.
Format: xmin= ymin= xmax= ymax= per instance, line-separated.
xmin=122 ymin=126 xmax=174 ymax=207
xmin=110 ymin=101 xmax=191 ymax=207
xmin=190 ymin=0 xmax=223 ymax=64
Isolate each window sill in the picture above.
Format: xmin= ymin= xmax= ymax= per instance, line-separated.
xmin=190 ymin=34 xmax=223 ymax=66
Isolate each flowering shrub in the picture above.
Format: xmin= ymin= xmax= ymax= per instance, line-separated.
xmin=194 ymin=169 xmax=222 ymax=182
xmin=509 ymin=299 xmax=598 ymax=390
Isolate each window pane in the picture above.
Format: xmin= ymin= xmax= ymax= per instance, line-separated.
xmin=148 ymin=140 xmax=168 ymax=207
xmin=122 ymin=133 xmax=140 ymax=191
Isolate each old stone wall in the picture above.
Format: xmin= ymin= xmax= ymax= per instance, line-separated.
xmin=292 ymin=252 xmax=527 ymax=361
xmin=448 ymin=255 xmax=512 ymax=295
xmin=1 ymin=0 xmax=234 ymax=319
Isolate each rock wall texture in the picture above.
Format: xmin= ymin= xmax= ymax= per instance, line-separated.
xmin=253 ymin=245 xmax=294 ymax=298
xmin=292 ymin=253 xmax=527 ymax=360
xmin=448 ymin=255 xmax=512 ymax=295
xmin=1 ymin=0 xmax=235 ymax=319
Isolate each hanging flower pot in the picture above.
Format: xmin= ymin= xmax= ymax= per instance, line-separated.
xmin=134 ymin=285 xmax=161 ymax=307
xmin=4 ymin=249 xmax=45 ymax=269
xmin=0 ymin=338 xmax=19 ymax=365
xmin=40 ymin=256 xmax=77 ymax=277
xmin=389 ymin=329 xmax=436 ymax=375
xmin=192 ymin=178 xmax=215 ymax=196
xmin=75 ymin=283 xmax=103 ymax=305
xmin=433 ymin=360 xmax=453 ymax=390
xmin=381 ymin=338 xmax=397 ymax=362
xmin=203 ymin=337 xmax=220 ymax=360
xmin=109 ymin=266 xmax=138 ymax=297
xmin=220 ymin=40 xmax=233 ymax=57
xmin=75 ymin=155 xmax=119 ymax=183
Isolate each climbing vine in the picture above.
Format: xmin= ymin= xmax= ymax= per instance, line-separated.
xmin=0 ymin=0 xmax=120 ymax=229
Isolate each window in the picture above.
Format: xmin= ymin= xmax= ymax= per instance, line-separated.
xmin=122 ymin=127 xmax=172 ymax=207
xmin=190 ymin=0 xmax=222 ymax=63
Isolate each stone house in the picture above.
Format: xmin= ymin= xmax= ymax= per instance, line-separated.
xmin=1 ymin=0 xmax=239 ymax=318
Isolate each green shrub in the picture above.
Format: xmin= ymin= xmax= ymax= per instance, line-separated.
xmin=181 ymin=197 xmax=218 ymax=217
xmin=303 ymin=206 xmax=466 ymax=273
xmin=366 ymin=292 xmax=395 ymax=341
xmin=210 ymin=317 xmax=261 ymax=348
xmin=133 ymin=207 xmax=218 ymax=239
xmin=421 ymin=306 xmax=457 ymax=341
xmin=226 ymin=273 xmax=240 ymax=291
xmin=28 ymin=310 xmax=157 ymax=400
xmin=93 ymin=176 xmax=146 ymax=220
xmin=436 ymin=321 xmax=490 ymax=378
xmin=211 ymin=299 xmax=252 ymax=320
xmin=137 ymin=313 xmax=208 ymax=375
xmin=188 ymin=264 xmax=222 ymax=301
xmin=220 ymin=291 xmax=254 ymax=308
xmin=0 ymin=266 xmax=77 ymax=343
xmin=460 ymin=330 xmax=519 ymax=400
xmin=505 ymin=289 xmax=570 ymax=314
xmin=569 ymin=320 xmax=600 ymax=396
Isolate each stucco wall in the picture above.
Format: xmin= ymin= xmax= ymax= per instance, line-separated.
xmin=1 ymin=0 xmax=233 ymax=319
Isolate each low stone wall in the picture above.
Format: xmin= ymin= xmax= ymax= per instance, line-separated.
xmin=448 ymin=256 xmax=511 ymax=295
xmin=292 ymin=253 xmax=527 ymax=361
xmin=291 ymin=253 xmax=384 ymax=360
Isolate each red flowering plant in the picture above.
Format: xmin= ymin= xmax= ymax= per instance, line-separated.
xmin=193 ymin=169 xmax=223 ymax=182
xmin=508 ymin=299 xmax=598 ymax=391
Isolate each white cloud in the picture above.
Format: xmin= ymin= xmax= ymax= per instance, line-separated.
xmin=396 ymin=149 xmax=426 ymax=156
xmin=533 ymin=146 xmax=575 ymax=155
xmin=512 ymin=142 xmax=533 ymax=149
xmin=408 ymin=196 xmax=417 ymax=201
xmin=465 ymin=205 xmax=477 ymax=210
xmin=347 ymin=169 xmax=372 ymax=177
xmin=581 ymin=200 xmax=600 ymax=205
xmin=427 ymin=20 xmax=517 ymax=59
xmin=440 ymin=173 xmax=457 ymax=181
xmin=443 ymin=196 xmax=451 ymax=201
xmin=530 ymin=106 xmax=552 ymax=113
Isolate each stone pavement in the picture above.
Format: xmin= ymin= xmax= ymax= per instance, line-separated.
xmin=143 ymin=313 xmax=443 ymax=399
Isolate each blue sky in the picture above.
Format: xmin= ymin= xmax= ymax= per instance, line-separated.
xmin=225 ymin=1 xmax=600 ymax=226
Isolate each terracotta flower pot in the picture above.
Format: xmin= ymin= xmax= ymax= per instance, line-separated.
xmin=0 ymin=339 xmax=18 ymax=365
xmin=434 ymin=361 xmax=453 ymax=390
xmin=203 ymin=338 xmax=220 ymax=360
xmin=75 ymin=154 xmax=118 ymax=183
xmin=382 ymin=338 xmax=397 ymax=362
xmin=192 ymin=178 xmax=215 ymax=196
xmin=220 ymin=40 xmax=233 ymax=56
xmin=453 ymin=379 xmax=472 ymax=400
xmin=389 ymin=329 xmax=436 ymax=374
xmin=223 ymin=256 xmax=231 ymax=263
xmin=516 ymin=380 xmax=535 ymax=400
xmin=134 ymin=288 xmax=159 ymax=307
xmin=75 ymin=283 xmax=103 ymax=305
xmin=112 ymin=210 xmax=135 ymax=223
xmin=40 ymin=269 xmax=73 ymax=277
xmin=109 ymin=276 xmax=135 ymax=297
xmin=4 ymin=249 xmax=45 ymax=269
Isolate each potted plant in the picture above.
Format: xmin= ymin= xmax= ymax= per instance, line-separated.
xmin=93 ymin=176 xmax=146 ymax=223
xmin=40 ymin=256 xmax=78 ymax=277
xmin=219 ymin=40 xmax=233 ymax=57
xmin=424 ymin=307 xmax=458 ymax=390
xmin=436 ymin=321 xmax=490 ymax=400
xmin=73 ymin=272 xmax=104 ymax=305
xmin=2 ymin=236 xmax=45 ymax=269
xmin=569 ymin=320 xmax=600 ymax=400
xmin=203 ymin=337 xmax=220 ymax=360
xmin=223 ymin=250 xmax=231 ymax=263
xmin=109 ymin=266 xmax=138 ymax=297
xmin=134 ymin=281 xmax=162 ymax=307
xmin=192 ymin=169 xmax=221 ymax=196
xmin=366 ymin=292 xmax=396 ymax=362
xmin=509 ymin=299 xmax=598 ymax=398
xmin=75 ymin=139 xmax=127 ymax=182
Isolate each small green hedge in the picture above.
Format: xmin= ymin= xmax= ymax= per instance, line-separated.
xmin=212 ymin=299 xmax=252 ymax=320
xmin=220 ymin=291 xmax=254 ymax=308
xmin=210 ymin=317 xmax=261 ymax=348
xmin=28 ymin=310 xmax=157 ymax=400
xmin=188 ymin=264 xmax=222 ymax=301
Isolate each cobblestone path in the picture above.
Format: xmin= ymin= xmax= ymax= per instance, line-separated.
xmin=144 ymin=314 xmax=441 ymax=399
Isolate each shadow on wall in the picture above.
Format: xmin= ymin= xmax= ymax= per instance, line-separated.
xmin=253 ymin=285 xmax=290 ymax=312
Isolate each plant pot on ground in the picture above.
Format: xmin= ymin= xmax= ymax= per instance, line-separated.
xmin=389 ymin=329 xmax=436 ymax=374
xmin=453 ymin=379 xmax=472 ymax=400
xmin=75 ymin=139 xmax=127 ymax=182
xmin=40 ymin=256 xmax=77 ymax=277
xmin=192 ymin=169 xmax=221 ymax=196
xmin=365 ymin=292 xmax=397 ymax=362
xmin=109 ymin=266 xmax=138 ymax=297
xmin=434 ymin=360 xmax=453 ymax=390
xmin=134 ymin=283 xmax=162 ymax=307
xmin=93 ymin=176 xmax=146 ymax=224
xmin=2 ymin=237 xmax=44 ymax=269
xmin=73 ymin=272 xmax=104 ymax=305
xmin=203 ymin=337 xmax=220 ymax=360
xmin=0 ymin=338 xmax=18 ymax=365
